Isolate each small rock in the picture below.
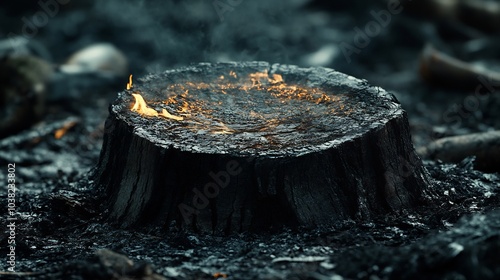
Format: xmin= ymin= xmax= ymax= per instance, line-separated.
xmin=0 ymin=55 xmax=53 ymax=138
xmin=61 ymin=43 xmax=128 ymax=77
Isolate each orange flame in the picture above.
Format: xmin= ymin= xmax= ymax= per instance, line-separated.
xmin=159 ymin=108 xmax=184 ymax=121
xmin=54 ymin=120 xmax=78 ymax=139
xmin=270 ymin=73 xmax=283 ymax=84
xmin=131 ymin=93 xmax=157 ymax=116
xmin=126 ymin=74 xmax=133 ymax=90
xmin=128 ymin=70 xmax=338 ymax=128
xmin=248 ymin=71 xmax=284 ymax=87
xmin=131 ymin=93 xmax=184 ymax=121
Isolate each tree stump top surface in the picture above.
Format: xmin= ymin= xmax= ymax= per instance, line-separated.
xmin=112 ymin=62 xmax=401 ymax=157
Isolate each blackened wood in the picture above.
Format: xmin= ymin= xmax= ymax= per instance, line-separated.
xmin=418 ymin=130 xmax=500 ymax=173
xmin=93 ymin=62 xmax=430 ymax=233
xmin=420 ymin=45 xmax=500 ymax=90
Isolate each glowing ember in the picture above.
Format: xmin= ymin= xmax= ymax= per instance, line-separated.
xmin=249 ymin=71 xmax=283 ymax=86
xmin=126 ymin=69 xmax=347 ymax=131
xmin=159 ymin=108 xmax=184 ymax=121
xmin=54 ymin=120 xmax=78 ymax=139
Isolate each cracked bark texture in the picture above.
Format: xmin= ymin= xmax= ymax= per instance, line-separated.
xmin=93 ymin=62 xmax=431 ymax=233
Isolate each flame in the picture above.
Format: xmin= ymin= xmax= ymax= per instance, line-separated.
xmin=131 ymin=93 xmax=184 ymax=121
xmin=131 ymin=93 xmax=158 ymax=116
xmin=249 ymin=70 xmax=284 ymax=86
xmin=249 ymin=71 xmax=270 ymax=86
xmin=126 ymin=74 xmax=133 ymax=90
xmin=270 ymin=73 xmax=283 ymax=84
xmin=127 ymin=70 xmax=341 ymax=130
xmin=159 ymin=108 xmax=184 ymax=121
xmin=127 ymin=75 xmax=183 ymax=121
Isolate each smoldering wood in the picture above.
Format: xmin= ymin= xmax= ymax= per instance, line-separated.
xmin=0 ymin=117 xmax=80 ymax=149
xmin=417 ymin=130 xmax=500 ymax=173
xmin=93 ymin=62 xmax=431 ymax=233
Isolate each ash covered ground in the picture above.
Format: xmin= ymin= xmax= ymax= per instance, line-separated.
xmin=1 ymin=0 xmax=500 ymax=279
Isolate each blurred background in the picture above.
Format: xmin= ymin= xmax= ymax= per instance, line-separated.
xmin=1 ymin=0 xmax=500 ymax=165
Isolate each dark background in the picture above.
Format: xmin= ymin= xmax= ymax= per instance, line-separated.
xmin=1 ymin=0 xmax=500 ymax=279
xmin=2 ymin=0 xmax=500 ymax=145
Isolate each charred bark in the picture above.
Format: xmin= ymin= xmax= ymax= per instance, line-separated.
xmin=93 ymin=62 xmax=431 ymax=233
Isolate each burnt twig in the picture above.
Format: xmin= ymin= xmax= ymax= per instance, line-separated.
xmin=417 ymin=130 xmax=500 ymax=172
xmin=419 ymin=44 xmax=500 ymax=90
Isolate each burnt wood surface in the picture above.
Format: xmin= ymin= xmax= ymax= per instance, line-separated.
xmin=93 ymin=62 xmax=431 ymax=233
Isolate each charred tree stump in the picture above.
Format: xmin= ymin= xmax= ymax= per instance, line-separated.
xmin=93 ymin=62 xmax=430 ymax=233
